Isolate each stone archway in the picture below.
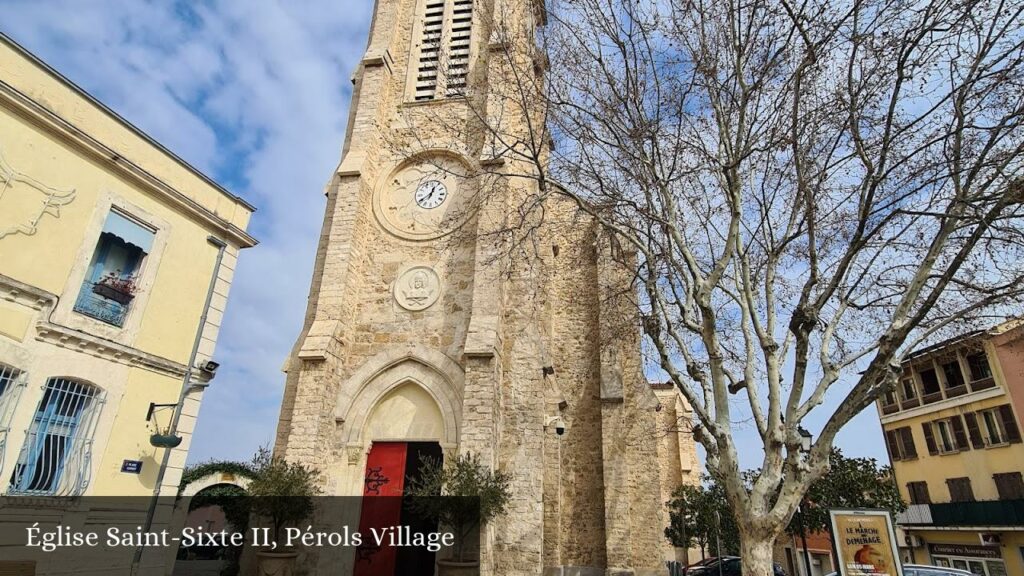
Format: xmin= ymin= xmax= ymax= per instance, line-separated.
xmin=171 ymin=470 xmax=254 ymax=576
xmin=181 ymin=471 xmax=251 ymax=497
xmin=336 ymin=345 xmax=463 ymax=453
xmin=331 ymin=345 xmax=463 ymax=496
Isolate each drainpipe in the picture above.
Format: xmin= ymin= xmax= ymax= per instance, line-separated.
xmin=132 ymin=235 xmax=227 ymax=575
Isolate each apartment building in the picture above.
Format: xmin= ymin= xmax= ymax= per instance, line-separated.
xmin=878 ymin=320 xmax=1024 ymax=576
xmin=0 ymin=33 xmax=256 ymax=575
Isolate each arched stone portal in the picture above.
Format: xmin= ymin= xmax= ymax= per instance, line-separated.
xmin=333 ymin=345 xmax=464 ymax=496
xmin=180 ymin=471 xmax=251 ymax=497
xmin=171 ymin=472 xmax=253 ymax=575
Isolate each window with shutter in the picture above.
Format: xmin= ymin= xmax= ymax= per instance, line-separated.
xmin=907 ymin=481 xmax=930 ymax=504
xmin=898 ymin=427 xmax=917 ymax=459
xmin=993 ymin=472 xmax=1024 ymax=500
xmin=72 ymin=210 xmax=155 ymax=327
xmin=446 ymin=0 xmax=473 ymax=96
xmin=946 ymin=477 xmax=975 ymax=503
xmin=922 ymin=422 xmax=938 ymax=455
xmin=414 ymin=0 xmax=445 ymax=101
xmin=978 ymin=408 xmax=1007 ymax=446
xmin=998 ymin=404 xmax=1022 ymax=443
xmin=950 ymin=416 xmax=971 ymax=451
xmin=885 ymin=429 xmax=902 ymax=461
xmin=963 ymin=412 xmax=985 ymax=449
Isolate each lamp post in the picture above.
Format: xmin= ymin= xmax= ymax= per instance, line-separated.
xmin=797 ymin=427 xmax=814 ymax=576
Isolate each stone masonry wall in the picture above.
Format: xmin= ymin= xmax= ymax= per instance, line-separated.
xmin=274 ymin=0 xmax=699 ymax=574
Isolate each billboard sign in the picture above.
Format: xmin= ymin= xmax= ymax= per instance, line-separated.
xmin=829 ymin=509 xmax=904 ymax=576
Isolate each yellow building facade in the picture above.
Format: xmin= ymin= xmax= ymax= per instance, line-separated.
xmin=877 ymin=320 xmax=1024 ymax=576
xmin=0 ymin=33 xmax=256 ymax=574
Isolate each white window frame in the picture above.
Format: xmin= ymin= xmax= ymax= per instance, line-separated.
xmin=49 ymin=194 xmax=169 ymax=348
xmin=933 ymin=556 xmax=1006 ymax=576
xmin=979 ymin=408 xmax=1007 ymax=447
xmin=935 ymin=419 xmax=957 ymax=453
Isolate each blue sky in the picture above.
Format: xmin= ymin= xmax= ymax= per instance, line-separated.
xmin=0 ymin=0 xmax=889 ymax=471
xmin=0 ymin=0 xmax=373 ymax=465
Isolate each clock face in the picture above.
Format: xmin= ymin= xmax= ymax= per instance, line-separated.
xmin=415 ymin=180 xmax=448 ymax=209
xmin=374 ymin=155 xmax=474 ymax=240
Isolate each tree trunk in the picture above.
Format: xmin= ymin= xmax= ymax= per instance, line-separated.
xmin=740 ymin=532 xmax=777 ymax=576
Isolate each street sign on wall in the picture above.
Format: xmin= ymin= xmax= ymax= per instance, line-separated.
xmin=120 ymin=460 xmax=143 ymax=474
xmin=829 ymin=509 xmax=905 ymax=576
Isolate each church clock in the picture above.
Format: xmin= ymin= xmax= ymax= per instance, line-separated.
xmin=414 ymin=180 xmax=448 ymax=209
xmin=373 ymin=154 xmax=471 ymax=241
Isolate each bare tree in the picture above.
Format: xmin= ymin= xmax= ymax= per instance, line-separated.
xmin=397 ymin=0 xmax=1024 ymax=572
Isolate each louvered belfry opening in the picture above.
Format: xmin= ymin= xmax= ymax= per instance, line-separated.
xmin=414 ymin=0 xmax=474 ymax=101
xmin=446 ymin=0 xmax=473 ymax=96
xmin=415 ymin=0 xmax=445 ymax=101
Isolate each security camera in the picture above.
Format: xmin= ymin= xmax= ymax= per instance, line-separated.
xmin=196 ymin=359 xmax=220 ymax=377
xmin=546 ymin=416 xmax=566 ymax=436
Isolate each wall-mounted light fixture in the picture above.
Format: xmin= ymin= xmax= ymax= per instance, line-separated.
xmin=146 ymin=402 xmax=183 ymax=448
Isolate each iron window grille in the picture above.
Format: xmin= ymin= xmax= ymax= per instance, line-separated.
xmin=8 ymin=377 xmax=105 ymax=496
xmin=0 ymin=364 xmax=27 ymax=477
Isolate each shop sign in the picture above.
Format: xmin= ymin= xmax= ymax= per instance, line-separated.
xmin=929 ymin=543 xmax=1001 ymax=559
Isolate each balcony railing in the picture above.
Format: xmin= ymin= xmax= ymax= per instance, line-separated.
xmin=944 ymin=384 xmax=968 ymax=398
xmin=73 ymin=284 xmax=129 ymax=327
xmin=900 ymin=499 xmax=1024 ymax=527
xmin=900 ymin=397 xmax=921 ymax=409
xmin=969 ymin=377 xmax=996 ymax=391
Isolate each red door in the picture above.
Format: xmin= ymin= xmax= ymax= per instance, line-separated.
xmin=354 ymin=443 xmax=408 ymax=576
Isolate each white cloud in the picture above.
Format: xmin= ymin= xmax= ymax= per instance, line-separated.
xmin=0 ymin=0 xmax=373 ymax=464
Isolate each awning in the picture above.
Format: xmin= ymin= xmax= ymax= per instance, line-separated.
xmin=103 ymin=211 xmax=154 ymax=253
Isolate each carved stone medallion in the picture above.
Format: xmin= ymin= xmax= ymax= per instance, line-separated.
xmin=393 ymin=266 xmax=440 ymax=311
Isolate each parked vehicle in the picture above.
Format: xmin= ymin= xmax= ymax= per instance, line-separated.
xmin=686 ymin=556 xmax=739 ymax=576
xmin=686 ymin=557 xmax=735 ymax=575
xmin=687 ymin=556 xmax=786 ymax=576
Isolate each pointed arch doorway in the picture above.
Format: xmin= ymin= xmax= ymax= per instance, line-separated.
xmin=353 ymin=380 xmax=447 ymax=576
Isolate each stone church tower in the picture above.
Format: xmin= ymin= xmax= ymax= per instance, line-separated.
xmin=273 ymin=0 xmax=699 ymax=574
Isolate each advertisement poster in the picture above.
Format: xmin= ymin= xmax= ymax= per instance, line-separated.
xmin=829 ymin=509 xmax=904 ymax=576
